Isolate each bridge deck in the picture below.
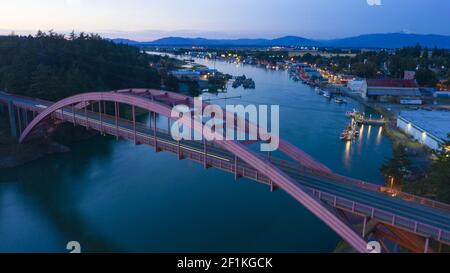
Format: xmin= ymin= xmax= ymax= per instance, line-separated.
xmin=1 ymin=92 xmax=449 ymax=246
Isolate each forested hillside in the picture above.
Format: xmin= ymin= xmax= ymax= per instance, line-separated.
xmin=0 ymin=31 xmax=161 ymax=100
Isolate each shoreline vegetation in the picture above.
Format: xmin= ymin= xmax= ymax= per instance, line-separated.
xmin=0 ymin=31 xmax=178 ymax=168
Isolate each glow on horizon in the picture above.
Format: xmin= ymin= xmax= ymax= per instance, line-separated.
xmin=1 ymin=0 xmax=449 ymax=41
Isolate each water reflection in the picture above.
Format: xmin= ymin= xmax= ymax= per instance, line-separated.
xmin=344 ymin=141 xmax=352 ymax=168
xmin=358 ymin=125 xmax=365 ymax=142
xmin=376 ymin=127 xmax=383 ymax=145
xmin=342 ymin=123 xmax=386 ymax=170
xmin=366 ymin=125 xmax=372 ymax=141
xmin=0 ymin=136 xmax=122 ymax=252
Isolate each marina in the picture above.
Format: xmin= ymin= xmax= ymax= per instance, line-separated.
xmin=346 ymin=110 xmax=387 ymax=126
xmin=340 ymin=110 xmax=386 ymax=142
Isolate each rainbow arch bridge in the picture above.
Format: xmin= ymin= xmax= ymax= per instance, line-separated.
xmin=1 ymin=89 xmax=449 ymax=253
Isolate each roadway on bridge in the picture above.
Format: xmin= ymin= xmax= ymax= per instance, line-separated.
xmin=1 ymin=92 xmax=449 ymax=243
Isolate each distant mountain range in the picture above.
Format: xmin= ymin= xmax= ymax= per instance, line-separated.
xmin=112 ymin=33 xmax=450 ymax=49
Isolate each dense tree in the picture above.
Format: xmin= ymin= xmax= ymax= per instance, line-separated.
xmin=424 ymin=149 xmax=450 ymax=203
xmin=0 ymin=31 xmax=161 ymax=101
xmin=187 ymin=80 xmax=200 ymax=96
xmin=415 ymin=68 xmax=438 ymax=87
xmin=164 ymin=75 xmax=179 ymax=91
xmin=380 ymin=144 xmax=411 ymax=187
xmin=403 ymin=135 xmax=450 ymax=203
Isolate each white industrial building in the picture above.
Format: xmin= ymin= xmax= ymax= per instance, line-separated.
xmin=347 ymin=79 xmax=366 ymax=93
xmin=397 ymin=111 xmax=450 ymax=151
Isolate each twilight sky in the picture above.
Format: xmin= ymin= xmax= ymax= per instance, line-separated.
xmin=1 ymin=0 xmax=449 ymax=41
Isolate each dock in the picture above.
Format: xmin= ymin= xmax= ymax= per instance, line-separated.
xmin=346 ymin=110 xmax=387 ymax=126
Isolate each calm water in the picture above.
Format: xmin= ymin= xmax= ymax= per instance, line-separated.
xmin=0 ymin=58 xmax=393 ymax=253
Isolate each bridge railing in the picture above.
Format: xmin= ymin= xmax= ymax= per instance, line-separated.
xmin=268 ymin=157 xmax=450 ymax=212
xmin=61 ymin=106 xmax=450 ymax=215
xmin=304 ymin=186 xmax=450 ymax=244
xmin=24 ymin=102 xmax=450 ymax=245
xmin=58 ymin=107 xmax=450 ymax=214
xmin=271 ymin=157 xmax=380 ymax=189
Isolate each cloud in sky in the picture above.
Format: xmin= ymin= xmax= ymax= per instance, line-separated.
xmin=367 ymin=0 xmax=382 ymax=6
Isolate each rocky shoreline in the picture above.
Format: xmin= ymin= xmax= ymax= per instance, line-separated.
xmin=0 ymin=118 xmax=99 ymax=169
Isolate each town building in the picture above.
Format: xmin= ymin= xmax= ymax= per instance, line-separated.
xmin=347 ymin=79 xmax=366 ymax=93
xmin=360 ymin=79 xmax=422 ymax=103
xmin=404 ymin=71 xmax=416 ymax=80
xmin=169 ymin=69 xmax=219 ymax=81
xmin=437 ymin=80 xmax=450 ymax=91
xmin=336 ymin=75 xmax=357 ymax=85
xmin=434 ymin=91 xmax=450 ymax=99
xmin=288 ymin=50 xmax=357 ymax=58
xmin=397 ymin=110 xmax=450 ymax=151
xmin=169 ymin=70 xmax=201 ymax=80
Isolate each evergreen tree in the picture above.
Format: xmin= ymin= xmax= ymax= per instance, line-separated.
xmin=380 ymin=144 xmax=411 ymax=187
xmin=0 ymin=31 xmax=162 ymax=100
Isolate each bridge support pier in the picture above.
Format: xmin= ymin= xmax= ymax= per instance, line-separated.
xmin=234 ymin=156 xmax=241 ymax=180
xmin=178 ymin=141 xmax=185 ymax=160
xmin=132 ymin=105 xmax=137 ymax=144
xmin=72 ymin=104 xmax=76 ymax=126
xmin=204 ymin=140 xmax=211 ymax=169
xmin=7 ymin=100 xmax=17 ymax=139
xmin=424 ymin=237 xmax=430 ymax=253
xmin=99 ymin=101 xmax=103 ymax=134
xmin=85 ymin=101 xmax=89 ymax=130
xmin=362 ymin=217 xmax=368 ymax=238
xmin=153 ymin=112 xmax=161 ymax=153
xmin=21 ymin=109 xmax=28 ymax=127
xmin=17 ymin=106 xmax=22 ymax=135
xmin=270 ymin=181 xmax=278 ymax=192
xmin=114 ymin=102 xmax=118 ymax=140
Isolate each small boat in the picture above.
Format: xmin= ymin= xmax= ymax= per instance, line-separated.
xmin=334 ymin=97 xmax=347 ymax=104
xmin=232 ymin=81 xmax=241 ymax=89
xmin=346 ymin=109 xmax=361 ymax=118
xmin=243 ymin=78 xmax=256 ymax=89
xmin=232 ymin=75 xmax=247 ymax=88
xmin=340 ymin=132 xmax=352 ymax=141
xmin=323 ymin=91 xmax=331 ymax=99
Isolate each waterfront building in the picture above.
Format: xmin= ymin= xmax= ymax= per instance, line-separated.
xmin=404 ymin=70 xmax=416 ymax=80
xmin=347 ymin=79 xmax=366 ymax=93
xmin=303 ymin=67 xmax=322 ymax=79
xmin=397 ymin=110 xmax=450 ymax=151
xmin=437 ymin=80 xmax=450 ymax=91
xmin=336 ymin=75 xmax=356 ymax=85
xmin=169 ymin=70 xmax=201 ymax=80
xmin=361 ymin=79 xmax=421 ymax=103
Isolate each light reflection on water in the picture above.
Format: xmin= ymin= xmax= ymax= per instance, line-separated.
xmin=376 ymin=127 xmax=383 ymax=146
xmin=367 ymin=125 xmax=372 ymax=141
xmin=344 ymin=141 xmax=352 ymax=168
xmin=342 ymin=124 xmax=385 ymax=170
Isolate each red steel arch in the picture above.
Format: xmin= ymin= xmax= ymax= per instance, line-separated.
xmin=19 ymin=90 xmax=368 ymax=252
